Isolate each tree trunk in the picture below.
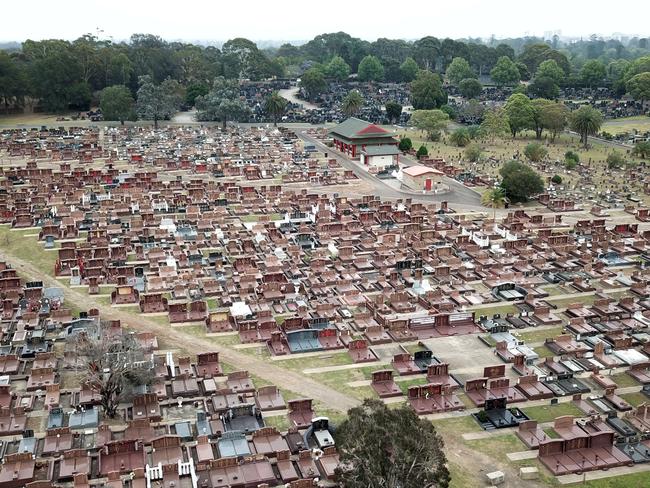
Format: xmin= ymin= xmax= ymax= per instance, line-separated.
xmin=536 ymin=127 xmax=542 ymax=139
xmin=120 ymin=119 xmax=125 ymax=126
xmin=222 ymin=119 xmax=227 ymax=130
xmin=154 ymin=116 xmax=158 ymax=129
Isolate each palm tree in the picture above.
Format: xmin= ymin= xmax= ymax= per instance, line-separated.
xmin=481 ymin=187 xmax=507 ymax=220
xmin=569 ymin=105 xmax=603 ymax=148
xmin=264 ymin=91 xmax=288 ymax=126
xmin=341 ymin=90 xmax=364 ymax=117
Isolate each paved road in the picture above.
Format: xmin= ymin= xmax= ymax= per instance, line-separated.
xmin=298 ymin=131 xmax=483 ymax=208
xmin=278 ymin=87 xmax=319 ymax=110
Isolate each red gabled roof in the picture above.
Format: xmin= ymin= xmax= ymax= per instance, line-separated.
xmin=356 ymin=124 xmax=388 ymax=136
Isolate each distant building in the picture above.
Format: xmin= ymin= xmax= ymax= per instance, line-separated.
xmin=401 ymin=165 xmax=443 ymax=191
xmin=329 ymin=118 xmax=398 ymax=166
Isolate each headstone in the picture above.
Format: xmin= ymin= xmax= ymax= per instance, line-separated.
xmin=486 ymin=471 xmax=505 ymax=486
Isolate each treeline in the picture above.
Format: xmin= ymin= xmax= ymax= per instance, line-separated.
xmin=1 ymin=31 xmax=649 ymax=114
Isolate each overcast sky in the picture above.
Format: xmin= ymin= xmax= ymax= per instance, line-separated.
xmin=3 ymin=0 xmax=648 ymax=43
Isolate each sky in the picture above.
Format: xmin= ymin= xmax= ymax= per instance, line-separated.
xmin=3 ymin=0 xmax=649 ymax=43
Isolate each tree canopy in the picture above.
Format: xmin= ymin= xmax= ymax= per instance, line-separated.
xmin=357 ymin=55 xmax=385 ymax=82
xmin=100 ymin=84 xmax=134 ymax=124
xmin=490 ymin=56 xmax=520 ymax=86
xmin=458 ymin=78 xmax=483 ymax=99
xmin=300 ymin=67 xmax=327 ymax=99
xmin=335 ymin=399 xmax=449 ymax=488
xmin=445 ymin=57 xmax=475 ymax=86
xmin=410 ymin=70 xmax=447 ymax=110
xmin=410 ymin=109 xmax=449 ymax=141
xmin=499 ymin=160 xmax=544 ymax=202
xmin=136 ymin=75 xmax=182 ymax=127
xmin=504 ymin=93 xmax=534 ymax=138
xmin=326 ymin=55 xmax=351 ymax=81
xmin=569 ymin=105 xmax=603 ymax=147
xmin=195 ymin=76 xmax=251 ymax=127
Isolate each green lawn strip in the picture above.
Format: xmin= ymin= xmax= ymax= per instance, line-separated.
xmin=609 ymin=373 xmax=639 ymax=388
xmin=513 ymin=326 xmax=565 ymax=344
xmin=533 ymin=345 xmax=556 ymax=359
xmin=521 ymin=402 xmax=584 ymax=423
xmin=0 ymin=226 xmax=57 ymax=276
xmin=271 ymin=351 xmax=354 ymax=372
xmin=619 ymin=392 xmax=647 ymax=408
xmin=464 ymin=434 xmax=527 ymax=463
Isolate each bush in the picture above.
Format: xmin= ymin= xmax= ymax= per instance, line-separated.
xmin=524 ymin=142 xmax=548 ymax=162
xmin=632 ymin=141 xmax=650 ymax=159
xmin=467 ymin=125 xmax=481 ymax=139
xmin=449 ymin=128 xmax=471 ymax=147
xmin=464 ymin=143 xmax=482 ymax=162
xmin=439 ymin=104 xmax=456 ymax=120
xmin=551 ymin=174 xmax=562 ymax=184
xmin=499 ymin=160 xmax=544 ymax=202
xmin=416 ymin=145 xmax=429 ymax=158
xmin=607 ymin=151 xmax=626 ymax=169
xmin=398 ymin=137 xmax=413 ymax=152
xmin=564 ymin=150 xmax=579 ymax=170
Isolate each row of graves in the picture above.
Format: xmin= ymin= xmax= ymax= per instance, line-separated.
xmin=476 ymin=252 xmax=650 ymax=477
xmin=0 ymin=261 xmax=344 ymax=487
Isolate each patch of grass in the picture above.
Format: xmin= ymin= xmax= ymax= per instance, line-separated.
xmin=619 ymin=392 xmax=647 ymax=408
xmin=469 ymin=303 xmax=518 ymax=318
xmin=543 ymin=427 xmax=560 ymax=439
xmin=397 ymin=378 xmax=428 ymax=394
xmin=546 ymin=294 xmax=597 ymax=309
xmin=533 ymin=345 xmax=556 ymax=359
xmin=0 ymin=226 xmax=57 ymax=276
xmin=465 ymin=434 xmax=526 ymax=463
xmin=309 ymin=367 xmax=378 ymax=401
xmin=448 ymin=460 xmax=477 ymax=488
xmin=521 ymin=402 xmax=584 ymax=423
xmin=275 ymin=352 xmax=354 ymax=372
xmin=431 ymin=415 xmax=481 ymax=436
xmin=262 ymin=414 xmax=290 ymax=432
xmin=609 ymin=373 xmax=639 ymax=388
xmin=584 ymin=471 xmax=650 ymax=487
xmin=513 ymin=326 xmax=565 ymax=344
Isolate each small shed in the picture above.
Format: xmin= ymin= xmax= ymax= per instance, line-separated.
xmin=402 ymin=165 xmax=443 ymax=191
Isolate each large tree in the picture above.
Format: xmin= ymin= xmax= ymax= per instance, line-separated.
xmin=410 ymin=70 xmax=447 ymax=110
xmin=326 ymin=55 xmax=351 ymax=81
xmin=400 ymin=57 xmax=419 ymax=82
xmin=504 ymin=93 xmax=534 ymax=138
xmin=136 ymin=75 xmax=182 ymax=128
xmin=580 ymin=60 xmax=606 ymax=88
xmin=481 ymin=187 xmax=507 ymax=219
xmin=410 ymin=109 xmax=449 ymax=141
xmin=76 ymin=329 xmax=153 ymax=418
xmin=480 ymin=107 xmax=510 ymax=139
xmin=0 ymin=51 xmax=28 ymax=113
xmin=300 ymin=67 xmax=327 ymax=100
xmin=499 ymin=160 xmax=544 ymax=202
xmin=100 ymin=85 xmax=135 ymax=124
xmin=626 ymin=72 xmax=650 ymax=107
xmin=445 ymin=57 xmax=475 ymax=86
xmin=357 ymin=55 xmax=384 ymax=82
xmin=341 ymin=89 xmax=364 ymax=117
xmin=195 ymin=76 xmax=251 ymax=127
xmin=534 ymin=59 xmax=564 ymax=85
xmin=264 ymin=90 xmax=287 ymax=126
xmin=384 ymin=100 xmax=403 ymax=123
xmin=490 ymin=56 xmax=520 ymax=86
xmin=458 ymin=78 xmax=483 ymax=99
xmin=569 ymin=105 xmax=603 ymax=148
xmin=539 ymin=102 xmax=569 ymax=142
xmin=335 ymin=399 xmax=450 ymax=488
xmin=528 ymin=76 xmax=560 ymax=99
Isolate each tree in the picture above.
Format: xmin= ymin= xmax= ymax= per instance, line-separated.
xmin=516 ymin=61 xmax=531 ymax=81
xmin=264 ymin=91 xmax=288 ymax=126
xmin=530 ymin=98 xmax=552 ymax=139
xmin=481 ymin=187 xmax=507 ymax=219
xmin=410 ymin=70 xmax=447 ymax=109
xmin=335 ymin=400 xmax=449 ymax=488
xmin=385 ymin=100 xmax=403 ymax=123
xmin=607 ymin=151 xmax=626 ymax=169
xmin=499 ymin=160 xmax=544 ymax=202
xmin=551 ymin=174 xmax=563 ymax=184
xmin=465 ymin=143 xmax=483 ymax=162
xmin=528 ymin=76 xmax=559 ymax=99
xmin=565 ymin=151 xmax=579 ymax=169
xmin=569 ymin=105 xmax=603 ymax=148
xmin=195 ymin=76 xmax=251 ymax=128
xmin=75 ymin=329 xmax=153 ymax=418
xmin=632 ymin=140 xmax=650 ymax=158
xmin=326 ymin=55 xmax=351 ymax=81
xmin=539 ymin=102 xmax=569 ymax=142
xmin=490 ymin=56 xmax=520 ymax=86
xmin=445 ymin=57 xmax=475 ymax=86
xmin=458 ymin=78 xmax=482 ymax=99
xmin=626 ymin=72 xmax=650 ymax=106
xmin=580 ymin=60 xmax=606 ymax=88
xmin=341 ymin=90 xmax=364 ymax=117
xmin=410 ymin=109 xmax=449 ymax=141
xmin=185 ymin=83 xmax=209 ymax=107
xmin=100 ymin=85 xmax=135 ymax=124
xmin=416 ymin=145 xmax=429 ymax=158
xmin=136 ymin=75 xmax=181 ymax=128
xmin=524 ymin=142 xmax=548 ymax=162
xmin=357 ymin=55 xmax=384 ymax=82
xmin=518 ymin=44 xmax=570 ymax=75
xmin=300 ymin=67 xmax=327 ymax=100
xmin=480 ymin=108 xmax=510 ymax=139
xmin=449 ymin=127 xmax=471 ymax=147
xmin=504 ymin=93 xmax=534 ymax=138
xmin=535 ymin=59 xmax=564 ymax=85
xmin=413 ymin=36 xmax=440 ymax=71
xmin=398 ymin=137 xmax=413 ymax=151
xmin=400 ymin=57 xmax=419 ymax=82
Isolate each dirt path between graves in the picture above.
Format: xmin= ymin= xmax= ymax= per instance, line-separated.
xmin=0 ymin=250 xmax=360 ymax=413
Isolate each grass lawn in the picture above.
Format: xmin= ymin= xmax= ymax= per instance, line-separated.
xmin=262 ymin=414 xmax=290 ymax=432
xmin=465 ymin=434 xmax=527 ymax=463
xmin=584 ymin=472 xmax=650 ymax=487
xmin=513 ymin=326 xmax=565 ymax=344
xmin=431 ymin=415 xmax=481 ymax=436
xmin=275 ymin=351 xmax=355 ymax=372
xmin=609 ymin=373 xmax=639 ymax=388
xmin=533 ymin=345 xmax=556 ymax=359
xmin=397 ymin=377 xmax=429 ymax=394
xmin=183 ymin=325 xmax=241 ymax=346
xmin=310 ymin=367 xmax=378 ymax=402
xmin=546 ymin=294 xmax=598 ymax=309
xmin=522 ymin=402 xmax=584 ymax=423
xmin=601 ymin=115 xmax=650 ymax=135
xmin=619 ymin=392 xmax=647 ymax=408
xmin=0 ymin=226 xmax=57 ymax=276
xmin=543 ymin=427 xmax=560 ymax=439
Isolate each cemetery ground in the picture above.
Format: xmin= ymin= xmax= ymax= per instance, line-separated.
xmin=2 ymin=225 xmax=649 ymax=488
xmin=601 ymin=115 xmax=650 ymax=135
